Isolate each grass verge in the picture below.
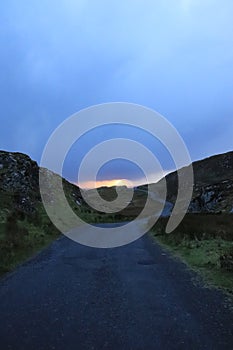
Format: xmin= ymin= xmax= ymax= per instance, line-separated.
xmin=150 ymin=214 xmax=233 ymax=295
xmin=0 ymin=207 xmax=60 ymax=276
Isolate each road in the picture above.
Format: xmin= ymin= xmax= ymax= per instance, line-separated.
xmin=0 ymin=226 xmax=232 ymax=350
xmin=136 ymin=188 xmax=173 ymax=217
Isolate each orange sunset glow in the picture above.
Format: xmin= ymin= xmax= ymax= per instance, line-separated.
xmin=76 ymin=171 xmax=168 ymax=189
xmin=77 ymin=179 xmax=133 ymax=189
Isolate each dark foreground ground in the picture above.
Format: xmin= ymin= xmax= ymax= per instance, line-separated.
xmin=0 ymin=225 xmax=232 ymax=350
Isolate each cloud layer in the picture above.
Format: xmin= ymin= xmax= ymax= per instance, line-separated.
xmin=1 ymin=0 xmax=233 ymax=185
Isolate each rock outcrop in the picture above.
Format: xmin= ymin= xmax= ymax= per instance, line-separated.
xmin=189 ymin=151 xmax=233 ymax=213
xmin=0 ymin=151 xmax=82 ymax=214
xmin=0 ymin=151 xmax=40 ymax=213
xmin=138 ymin=151 xmax=233 ymax=214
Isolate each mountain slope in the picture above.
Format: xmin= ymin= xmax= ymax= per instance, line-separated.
xmin=0 ymin=150 xmax=87 ymax=273
xmin=138 ymin=151 xmax=233 ymax=213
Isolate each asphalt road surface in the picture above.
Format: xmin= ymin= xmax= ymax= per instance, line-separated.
xmin=0 ymin=225 xmax=232 ymax=350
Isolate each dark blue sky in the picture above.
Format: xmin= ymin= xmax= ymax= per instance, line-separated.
xmin=1 ymin=1 xmax=233 ymax=186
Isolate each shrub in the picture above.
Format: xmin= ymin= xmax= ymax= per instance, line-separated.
xmin=220 ymin=246 xmax=233 ymax=271
xmin=4 ymin=212 xmax=28 ymax=248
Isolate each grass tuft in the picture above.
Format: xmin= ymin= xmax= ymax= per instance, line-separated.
xmin=150 ymin=213 xmax=233 ymax=294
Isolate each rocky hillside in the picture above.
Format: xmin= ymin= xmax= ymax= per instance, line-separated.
xmin=0 ymin=150 xmax=91 ymax=273
xmin=138 ymin=151 xmax=233 ymax=213
xmin=0 ymin=150 xmax=83 ymax=215
xmin=189 ymin=151 xmax=233 ymax=213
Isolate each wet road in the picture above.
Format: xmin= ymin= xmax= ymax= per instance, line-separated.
xmin=0 ymin=227 xmax=232 ymax=350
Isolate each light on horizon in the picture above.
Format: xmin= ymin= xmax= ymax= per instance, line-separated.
xmin=76 ymin=178 xmax=133 ymax=190
xmin=75 ymin=170 xmax=169 ymax=189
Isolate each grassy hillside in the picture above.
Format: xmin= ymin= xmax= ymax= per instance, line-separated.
xmin=0 ymin=151 xmax=105 ymax=274
xmin=85 ymin=185 xmax=148 ymax=219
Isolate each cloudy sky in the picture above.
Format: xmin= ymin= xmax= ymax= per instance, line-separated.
xmin=1 ymin=0 xmax=233 ymax=187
